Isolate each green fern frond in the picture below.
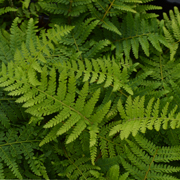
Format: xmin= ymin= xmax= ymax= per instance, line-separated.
xmin=163 ymin=6 xmax=180 ymax=60
xmin=58 ymin=157 xmax=101 ymax=179
xmin=136 ymin=51 xmax=180 ymax=108
xmin=109 ymin=96 xmax=180 ymax=140
xmin=100 ymin=19 xmax=122 ymax=36
xmin=116 ymin=13 xmax=169 ymax=59
xmin=10 ymin=18 xmax=24 ymax=54
xmin=0 ymin=60 xmax=112 ymax=166
xmin=0 ymin=7 xmax=17 ymax=16
xmin=120 ymin=134 xmax=180 ymax=179
xmin=0 ymin=125 xmax=48 ymax=179
xmin=55 ymin=57 xmax=133 ymax=94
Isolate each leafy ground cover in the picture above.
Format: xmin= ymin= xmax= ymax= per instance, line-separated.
xmin=0 ymin=0 xmax=180 ymax=179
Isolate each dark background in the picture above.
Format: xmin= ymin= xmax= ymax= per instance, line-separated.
xmin=151 ymin=0 xmax=180 ymax=19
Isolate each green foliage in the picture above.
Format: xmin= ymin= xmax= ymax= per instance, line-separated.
xmin=121 ymin=134 xmax=180 ymax=179
xmin=109 ymin=96 xmax=180 ymax=140
xmin=0 ymin=0 xmax=41 ymax=29
xmin=1 ymin=0 xmax=180 ymax=179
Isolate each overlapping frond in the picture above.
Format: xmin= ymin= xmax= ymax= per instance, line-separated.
xmin=0 ymin=60 xmax=113 ymax=164
xmin=0 ymin=125 xmax=48 ymax=179
xmin=137 ymin=52 xmax=180 ymax=110
xmin=55 ymin=56 xmax=133 ymax=94
xmin=163 ymin=7 xmax=180 ymax=60
xmin=58 ymin=157 xmax=102 ymax=179
xmin=121 ymin=134 xmax=180 ymax=179
xmin=1 ymin=1 xmax=180 ymax=179
xmin=115 ymin=13 xmax=169 ymax=59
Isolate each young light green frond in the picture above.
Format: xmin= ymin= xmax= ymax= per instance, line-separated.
xmin=39 ymin=123 xmax=62 ymax=147
xmin=56 ymin=112 xmax=81 ymax=136
xmin=150 ymin=99 xmax=160 ymax=131
xmin=56 ymin=70 xmax=67 ymax=101
xmin=83 ymin=88 xmax=101 ymax=118
xmin=43 ymin=108 xmax=71 ymax=128
xmin=106 ymin=164 xmax=119 ymax=180
xmin=56 ymin=58 xmax=132 ymax=93
xmin=106 ymin=164 xmax=130 ymax=180
xmin=64 ymin=73 xmax=76 ymax=106
xmin=66 ymin=119 xmax=86 ymax=144
xmin=90 ymin=100 xmax=111 ymax=124
xmin=90 ymin=145 xmax=97 ymax=165
xmin=110 ymin=96 xmax=180 ymax=140
xmin=74 ymin=82 xmax=89 ymax=112
xmin=89 ymin=124 xmax=99 ymax=148
xmin=1 ymin=1 xmax=180 ymax=178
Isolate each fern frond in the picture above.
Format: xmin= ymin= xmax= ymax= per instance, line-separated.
xmin=163 ymin=6 xmax=180 ymax=60
xmin=10 ymin=18 xmax=24 ymax=54
xmin=0 ymin=7 xmax=17 ymax=16
xmin=120 ymin=134 xmax=180 ymax=179
xmin=109 ymin=96 xmax=180 ymax=140
xmin=136 ymin=50 xmax=180 ymax=109
xmin=55 ymin=57 xmax=133 ymax=93
xmin=0 ymin=59 xmax=113 ymax=166
xmin=116 ymin=13 xmax=169 ymax=59
xmin=58 ymin=157 xmax=101 ymax=179
xmin=0 ymin=124 xmax=49 ymax=179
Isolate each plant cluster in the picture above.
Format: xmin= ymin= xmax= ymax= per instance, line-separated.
xmin=0 ymin=0 xmax=180 ymax=179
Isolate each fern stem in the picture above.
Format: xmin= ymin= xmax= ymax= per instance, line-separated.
xmin=68 ymin=0 xmax=73 ymax=24
xmin=72 ymin=34 xmax=83 ymax=60
xmin=33 ymin=86 xmax=93 ymax=124
xmin=143 ymin=148 xmax=158 ymax=180
xmin=114 ymin=33 xmax=152 ymax=43
xmin=0 ymin=140 xmax=40 ymax=148
xmin=101 ymin=0 xmax=115 ymax=21
xmin=63 ymin=146 xmax=88 ymax=180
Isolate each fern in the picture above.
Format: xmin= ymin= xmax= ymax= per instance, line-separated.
xmin=106 ymin=164 xmax=129 ymax=180
xmin=1 ymin=0 xmax=180 ymax=179
xmin=109 ymin=96 xmax=180 ymax=140
xmin=58 ymin=157 xmax=103 ymax=179
xmin=115 ymin=13 xmax=169 ymax=59
xmin=121 ymin=134 xmax=180 ymax=179
xmin=163 ymin=7 xmax=180 ymax=61
xmin=0 ymin=124 xmax=49 ymax=179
